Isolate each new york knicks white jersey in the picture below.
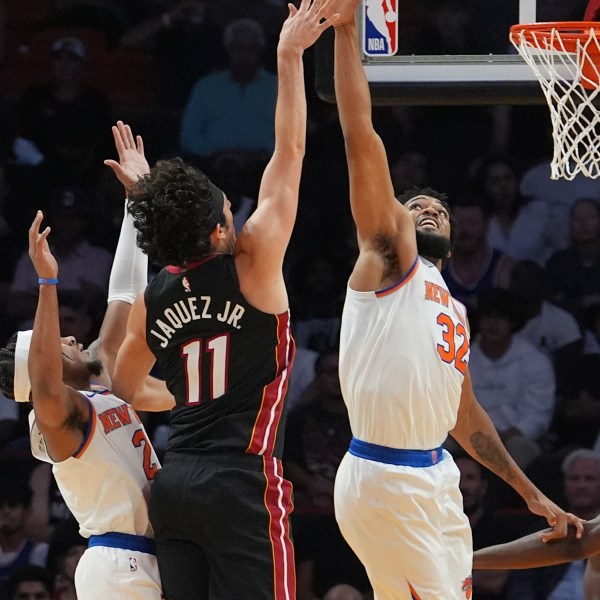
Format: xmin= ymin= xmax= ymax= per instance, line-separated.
xmin=29 ymin=387 xmax=160 ymax=538
xmin=339 ymin=256 xmax=470 ymax=449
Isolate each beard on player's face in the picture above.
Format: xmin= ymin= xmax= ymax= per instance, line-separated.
xmin=86 ymin=359 xmax=103 ymax=377
xmin=415 ymin=228 xmax=452 ymax=260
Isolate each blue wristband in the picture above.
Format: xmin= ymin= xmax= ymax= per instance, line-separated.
xmin=38 ymin=278 xmax=59 ymax=285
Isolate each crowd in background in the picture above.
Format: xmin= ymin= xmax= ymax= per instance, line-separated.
xmin=0 ymin=1 xmax=599 ymax=599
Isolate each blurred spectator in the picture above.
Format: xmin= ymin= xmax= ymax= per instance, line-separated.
xmin=204 ymin=152 xmax=258 ymax=232
xmin=57 ymin=291 xmax=101 ymax=350
xmin=506 ymin=448 xmax=600 ymax=599
xmin=442 ymin=199 xmax=514 ymax=315
xmin=0 ymin=477 xmax=49 ymax=600
xmin=472 ymin=155 xmax=551 ymax=262
xmin=288 ymin=254 xmax=345 ymax=353
xmin=7 ymin=185 xmax=112 ymax=332
xmin=179 ymin=18 xmax=277 ymax=169
xmin=121 ymin=0 xmax=221 ymax=109
xmin=563 ymin=303 xmax=600 ymax=448
xmin=455 ymin=453 xmax=511 ymax=599
xmin=206 ymin=0 xmax=288 ymax=66
xmin=45 ymin=520 xmax=85 ymax=600
xmin=0 ymin=165 xmax=20 ymax=343
xmin=25 ymin=464 xmax=71 ymax=545
xmin=54 ymin=0 xmax=147 ymax=41
xmin=284 ymin=350 xmax=371 ymax=600
xmin=286 ymin=346 xmax=318 ymax=412
xmin=509 ymin=260 xmax=582 ymax=398
xmin=519 ymin=162 xmax=600 ymax=264
xmin=6 ymin=565 xmax=53 ymax=600
xmin=15 ymin=36 xmax=112 ymax=185
xmin=0 ymin=394 xmax=18 ymax=456
xmin=468 ymin=289 xmax=556 ymax=469
xmin=545 ymin=199 xmax=600 ymax=323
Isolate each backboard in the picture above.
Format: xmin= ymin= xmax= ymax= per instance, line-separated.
xmin=315 ymin=0 xmax=590 ymax=105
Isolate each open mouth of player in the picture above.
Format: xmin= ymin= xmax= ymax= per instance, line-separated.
xmin=417 ymin=217 xmax=439 ymax=230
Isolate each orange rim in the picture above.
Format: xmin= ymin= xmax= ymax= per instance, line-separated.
xmin=510 ymin=21 xmax=600 ymax=47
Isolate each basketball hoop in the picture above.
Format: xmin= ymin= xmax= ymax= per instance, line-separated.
xmin=510 ymin=22 xmax=600 ymax=180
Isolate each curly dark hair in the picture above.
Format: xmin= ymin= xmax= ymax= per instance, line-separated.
xmin=396 ymin=185 xmax=457 ymax=248
xmin=0 ymin=333 xmax=17 ymax=400
xmin=128 ymin=158 xmax=226 ymax=267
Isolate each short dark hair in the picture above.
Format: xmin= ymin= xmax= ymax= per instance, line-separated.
xmin=0 ymin=332 xmax=17 ymax=399
xmin=396 ymin=186 xmax=457 ymax=249
xmin=128 ymin=158 xmax=226 ymax=267
xmin=476 ymin=288 xmax=523 ymax=331
xmin=7 ymin=565 xmax=53 ymax=600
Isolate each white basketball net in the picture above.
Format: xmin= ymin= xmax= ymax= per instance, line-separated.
xmin=511 ymin=25 xmax=600 ymax=180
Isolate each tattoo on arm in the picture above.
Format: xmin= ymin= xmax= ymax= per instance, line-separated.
xmin=470 ymin=431 xmax=515 ymax=482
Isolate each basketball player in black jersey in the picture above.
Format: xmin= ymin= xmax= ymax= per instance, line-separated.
xmin=110 ymin=2 xmax=341 ymax=599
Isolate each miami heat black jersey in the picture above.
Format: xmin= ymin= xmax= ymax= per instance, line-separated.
xmin=145 ymin=254 xmax=295 ymax=457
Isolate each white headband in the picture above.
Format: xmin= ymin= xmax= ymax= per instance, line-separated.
xmin=14 ymin=330 xmax=33 ymax=403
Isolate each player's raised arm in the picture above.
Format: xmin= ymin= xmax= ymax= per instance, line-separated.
xmin=92 ymin=120 xmax=152 ymax=378
xmin=26 ymin=212 xmax=88 ymax=461
xmin=333 ymin=0 xmax=415 ymax=276
xmin=235 ymin=1 xmax=339 ymax=288
xmin=103 ymin=121 xmax=175 ymax=411
xmin=451 ymin=366 xmax=584 ymax=542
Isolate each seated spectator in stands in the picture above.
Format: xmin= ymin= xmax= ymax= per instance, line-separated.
xmin=25 ymin=463 xmax=72 ymax=544
xmin=7 ymin=185 xmax=112 ymax=332
xmin=0 ymin=477 xmax=49 ymax=600
xmin=0 ymin=392 xmax=18 ymax=455
xmin=120 ymin=0 xmax=221 ymax=109
xmin=179 ymin=18 xmax=277 ymax=170
xmin=53 ymin=0 xmax=146 ymax=41
xmin=288 ymin=253 xmax=346 ymax=353
xmin=509 ymin=260 xmax=582 ymax=398
xmin=545 ymin=199 xmax=600 ymax=324
xmin=520 ymin=161 xmax=600 ymax=264
xmin=468 ymin=288 xmax=556 ymax=469
xmin=57 ymin=291 xmax=101 ymax=350
xmin=15 ymin=36 xmax=112 ymax=184
xmin=6 ymin=565 xmax=53 ymax=600
xmin=455 ymin=452 xmax=512 ymax=599
xmin=505 ymin=448 xmax=600 ymax=599
xmin=565 ymin=302 xmax=600 ymax=449
xmin=442 ymin=197 xmax=514 ymax=315
xmin=0 ymin=165 xmax=19 ymax=344
xmin=45 ymin=519 xmax=85 ymax=600
xmin=204 ymin=151 xmax=258 ymax=232
xmin=284 ymin=350 xmax=371 ymax=600
xmin=473 ymin=155 xmax=551 ymax=263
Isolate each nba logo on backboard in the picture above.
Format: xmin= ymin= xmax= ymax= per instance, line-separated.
xmin=363 ymin=0 xmax=398 ymax=56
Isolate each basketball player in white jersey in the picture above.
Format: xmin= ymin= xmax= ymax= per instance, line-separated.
xmin=331 ymin=2 xmax=584 ymax=599
xmin=0 ymin=122 xmax=172 ymax=599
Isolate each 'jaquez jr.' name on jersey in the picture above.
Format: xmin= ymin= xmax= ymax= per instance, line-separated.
xmin=150 ymin=296 xmax=246 ymax=347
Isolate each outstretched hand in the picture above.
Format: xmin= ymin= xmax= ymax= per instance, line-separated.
xmin=280 ymin=0 xmax=340 ymax=51
xmin=104 ymin=120 xmax=150 ymax=192
xmin=526 ymin=494 xmax=585 ymax=543
xmin=29 ymin=211 xmax=58 ymax=280
xmin=333 ymin=0 xmax=360 ymax=26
